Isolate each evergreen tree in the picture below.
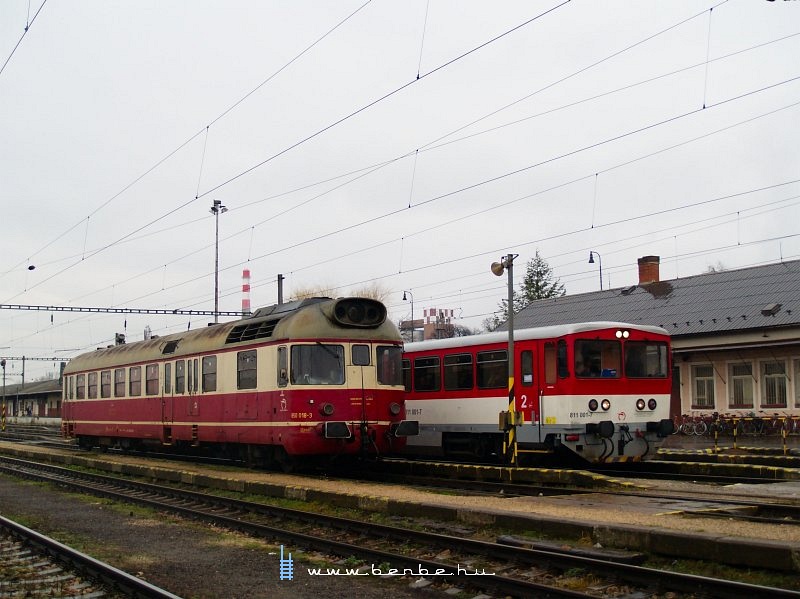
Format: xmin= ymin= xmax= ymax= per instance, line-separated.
xmin=483 ymin=250 xmax=565 ymax=331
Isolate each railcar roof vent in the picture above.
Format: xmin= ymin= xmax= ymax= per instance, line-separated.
xmin=225 ymin=318 xmax=280 ymax=344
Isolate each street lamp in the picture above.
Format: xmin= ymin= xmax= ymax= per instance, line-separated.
xmin=402 ymin=290 xmax=414 ymax=342
xmin=210 ymin=199 xmax=228 ymax=323
xmin=491 ymin=253 xmax=520 ymax=465
xmin=588 ymin=251 xmax=603 ymax=291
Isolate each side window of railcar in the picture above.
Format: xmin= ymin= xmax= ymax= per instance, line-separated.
xmin=444 ymin=353 xmax=473 ymax=391
xmin=277 ymin=347 xmax=288 ymax=387
xmin=202 ymin=356 xmax=217 ymax=392
xmin=291 ymin=344 xmax=344 ymax=385
xmin=402 ymin=358 xmax=411 ymax=392
xmin=146 ymin=364 xmax=159 ymax=395
xmin=129 ymin=366 xmax=142 ymax=396
xmin=76 ymin=374 xmax=85 ymax=399
xmin=574 ymin=339 xmax=620 ymax=378
xmin=237 ymin=350 xmax=257 ymax=390
xmin=164 ymin=363 xmax=172 ymax=394
xmin=521 ymin=351 xmax=534 ymax=387
xmin=352 ymin=344 xmax=370 ymax=367
xmin=624 ymin=341 xmax=668 ymax=378
xmin=477 ymin=350 xmax=506 ymax=389
xmin=413 ymin=356 xmax=440 ymax=392
xmin=100 ymin=370 xmax=111 ymax=398
xmin=68 ymin=376 xmax=74 ymax=400
xmin=557 ymin=340 xmax=569 ymax=378
xmin=175 ymin=360 xmax=186 ymax=394
xmin=192 ymin=359 xmax=199 ymax=393
xmin=377 ymin=346 xmax=403 ymax=386
xmin=87 ymin=372 xmax=98 ymax=399
xmin=114 ymin=368 xmax=125 ymax=397
xmin=544 ymin=343 xmax=556 ymax=385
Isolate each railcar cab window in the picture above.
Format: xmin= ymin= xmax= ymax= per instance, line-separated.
xmin=352 ymin=344 xmax=370 ymax=366
xmin=574 ymin=339 xmax=620 ymax=378
xmin=624 ymin=341 xmax=668 ymax=378
xmin=291 ymin=344 xmax=344 ymax=385
xmin=477 ymin=350 xmax=506 ymax=389
xmin=521 ymin=351 xmax=534 ymax=386
xmin=237 ymin=350 xmax=257 ymax=390
xmin=377 ymin=346 xmax=403 ymax=386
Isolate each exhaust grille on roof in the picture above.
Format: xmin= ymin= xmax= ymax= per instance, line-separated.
xmin=761 ymin=303 xmax=781 ymax=317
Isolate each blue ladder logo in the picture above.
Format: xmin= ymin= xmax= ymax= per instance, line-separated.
xmin=279 ymin=545 xmax=294 ymax=581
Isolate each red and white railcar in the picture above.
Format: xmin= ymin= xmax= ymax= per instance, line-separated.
xmin=402 ymin=322 xmax=674 ymax=463
xmin=62 ymin=297 xmax=417 ymax=468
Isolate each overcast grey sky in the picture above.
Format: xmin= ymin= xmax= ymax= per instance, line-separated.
xmin=1 ymin=0 xmax=799 ymax=381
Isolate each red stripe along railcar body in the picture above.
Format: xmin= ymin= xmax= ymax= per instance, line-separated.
xmin=402 ymin=322 xmax=674 ymax=463
xmin=61 ymin=297 xmax=418 ymax=468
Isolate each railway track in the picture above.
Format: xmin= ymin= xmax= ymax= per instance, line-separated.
xmin=1 ymin=455 xmax=798 ymax=598
xmin=0 ymin=514 xmax=179 ymax=598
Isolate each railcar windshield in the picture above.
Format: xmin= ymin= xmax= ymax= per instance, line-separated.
xmin=574 ymin=339 xmax=621 ymax=378
xmin=377 ymin=345 xmax=403 ymax=386
xmin=291 ymin=343 xmax=344 ymax=385
xmin=624 ymin=341 xmax=668 ymax=378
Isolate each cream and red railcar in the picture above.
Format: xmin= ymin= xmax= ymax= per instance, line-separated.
xmin=62 ymin=298 xmax=417 ymax=467
xmin=402 ymin=322 xmax=674 ymax=463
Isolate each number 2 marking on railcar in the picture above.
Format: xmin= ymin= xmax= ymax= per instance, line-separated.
xmin=520 ymin=394 xmax=528 ymax=409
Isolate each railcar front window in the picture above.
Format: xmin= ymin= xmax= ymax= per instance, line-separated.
xmin=377 ymin=346 xmax=403 ymax=386
xmin=291 ymin=344 xmax=344 ymax=385
xmin=574 ymin=339 xmax=620 ymax=378
xmin=624 ymin=341 xmax=668 ymax=378
xmin=352 ymin=344 xmax=370 ymax=366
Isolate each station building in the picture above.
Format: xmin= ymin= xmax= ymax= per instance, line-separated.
xmin=504 ymin=256 xmax=800 ymax=419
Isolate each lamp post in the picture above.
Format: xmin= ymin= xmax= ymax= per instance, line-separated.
xmin=588 ymin=251 xmax=603 ymax=291
xmin=402 ymin=290 xmax=414 ymax=342
xmin=210 ymin=199 xmax=228 ymax=323
xmin=491 ymin=253 xmax=520 ymax=465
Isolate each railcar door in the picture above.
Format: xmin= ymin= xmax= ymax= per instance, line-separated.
xmin=350 ymin=343 xmax=372 ymax=450
xmin=161 ymin=361 xmax=174 ymax=424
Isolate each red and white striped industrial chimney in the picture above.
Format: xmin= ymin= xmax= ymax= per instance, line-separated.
xmin=242 ymin=268 xmax=251 ymax=316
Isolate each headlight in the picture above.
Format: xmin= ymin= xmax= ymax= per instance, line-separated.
xmin=389 ymin=402 xmax=401 ymax=415
xmin=588 ymin=399 xmax=598 ymax=411
xmin=601 ymin=399 xmax=611 ymax=411
xmin=636 ymin=398 xmax=646 ymax=411
xmin=320 ymin=403 xmax=335 ymax=416
xmin=648 ymin=398 xmax=657 ymax=410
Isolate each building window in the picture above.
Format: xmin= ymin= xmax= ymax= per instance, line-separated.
xmin=477 ymin=350 xmax=506 ymax=389
xmin=114 ymin=368 xmax=125 ymax=397
xmin=761 ymin=360 xmax=787 ymax=408
xmin=692 ymin=365 xmax=715 ymax=409
xmin=238 ymin=350 xmax=257 ymax=390
xmin=129 ymin=366 xmax=142 ymax=396
xmin=202 ymin=355 xmax=217 ymax=392
xmin=728 ymin=363 xmax=754 ymax=409
xmin=87 ymin=372 xmax=98 ymax=399
xmin=795 ymin=359 xmax=800 ymax=408
xmin=100 ymin=370 xmax=111 ymax=398
xmin=444 ymin=353 xmax=473 ymax=391
xmin=146 ymin=364 xmax=159 ymax=396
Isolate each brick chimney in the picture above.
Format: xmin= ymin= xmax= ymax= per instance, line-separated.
xmin=637 ymin=255 xmax=660 ymax=285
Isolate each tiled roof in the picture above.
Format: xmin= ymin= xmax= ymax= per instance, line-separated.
xmin=503 ymin=259 xmax=800 ymax=338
